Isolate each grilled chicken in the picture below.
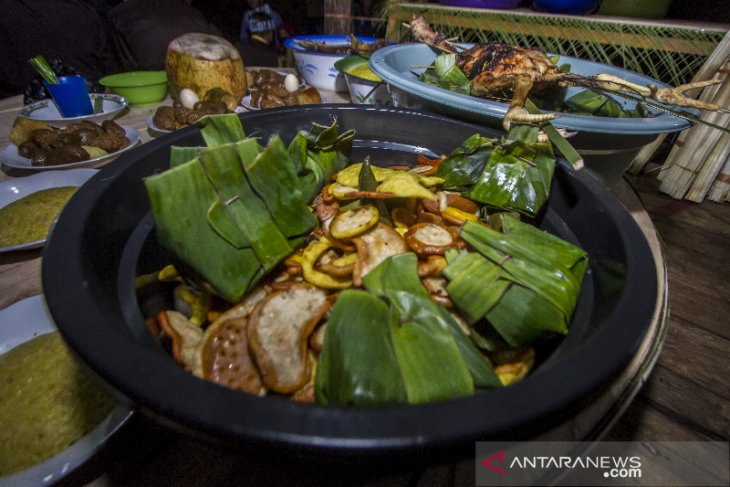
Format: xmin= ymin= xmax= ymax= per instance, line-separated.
xmin=409 ymin=15 xmax=726 ymax=130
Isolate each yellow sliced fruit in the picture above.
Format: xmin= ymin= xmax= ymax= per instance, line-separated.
xmin=330 ymin=205 xmax=379 ymax=239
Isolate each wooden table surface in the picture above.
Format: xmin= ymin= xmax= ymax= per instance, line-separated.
xmin=1 ymin=82 xmax=725 ymax=486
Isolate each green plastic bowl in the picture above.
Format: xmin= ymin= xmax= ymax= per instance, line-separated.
xmin=99 ymin=71 xmax=168 ymax=106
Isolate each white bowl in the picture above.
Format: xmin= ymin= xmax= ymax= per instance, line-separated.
xmin=334 ymin=56 xmax=390 ymax=105
xmin=284 ymin=35 xmax=378 ymax=92
xmin=19 ymin=94 xmax=127 ymax=127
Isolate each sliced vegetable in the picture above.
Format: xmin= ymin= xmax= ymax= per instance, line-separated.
xmin=247 ymin=283 xmax=330 ymax=394
xmin=405 ymin=222 xmax=464 ymax=256
xmin=197 ymin=316 xmax=265 ymax=395
xmin=351 ymin=222 xmax=408 ymax=286
xmin=329 ymin=204 xmax=379 ymax=239
xmin=301 ymin=240 xmax=353 ymax=289
xmin=158 ymin=310 xmax=203 ymax=370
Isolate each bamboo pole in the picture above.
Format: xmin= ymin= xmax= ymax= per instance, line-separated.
xmin=686 ymin=129 xmax=730 ymax=201
xmin=658 ymin=78 xmax=730 ymax=198
xmin=324 ymin=0 xmax=352 ymax=35
xmin=707 ymin=152 xmax=730 ymax=202
xmin=629 ymin=31 xmax=730 ymax=175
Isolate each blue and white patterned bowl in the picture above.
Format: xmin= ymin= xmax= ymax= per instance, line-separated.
xmin=284 ymin=35 xmax=378 ymax=92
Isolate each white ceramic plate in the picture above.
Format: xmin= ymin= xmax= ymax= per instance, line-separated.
xmin=0 ymin=168 xmax=97 ymax=253
xmin=18 ymin=94 xmax=128 ymax=127
xmin=0 ymin=125 xmax=140 ymax=171
xmin=240 ymin=92 xmax=326 ymax=111
xmin=0 ymin=295 xmax=132 ymax=486
xmin=146 ymin=115 xmax=172 ymax=134
xmin=146 ymin=108 xmax=246 ymax=135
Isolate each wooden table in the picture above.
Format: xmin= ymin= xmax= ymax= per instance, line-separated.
xmin=0 ymin=88 xmax=676 ymax=485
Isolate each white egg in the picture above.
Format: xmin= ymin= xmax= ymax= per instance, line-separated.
xmin=179 ymin=88 xmax=200 ymax=109
xmin=284 ymin=74 xmax=299 ymax=93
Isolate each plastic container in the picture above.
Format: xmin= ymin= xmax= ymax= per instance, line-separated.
xmin=43 ymin=75 xmax=93 ymax=118
xmin=99 ymin=71 xmax=168 ymax=106
xmin=440 ymin=0 xmax=519 ymax=8
xmin=532 ymin=0 xmax=601 ymax=15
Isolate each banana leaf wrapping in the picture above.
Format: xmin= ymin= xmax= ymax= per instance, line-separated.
xmin=144 ymin=114 xmax=352 ymax=302
xmin=444 ymin=217 xmax=588 ymax=348
xmin=316 ymin=253 xmax=501 ymax=406
xmin=435 ymin=126 xmax=555 ymax=218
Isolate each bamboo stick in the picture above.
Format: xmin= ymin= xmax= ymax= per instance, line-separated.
xmin=630 ymin=31 xmax=730 ymax=175
xmin=707 ymin=152 xmax=730 ymax=202
xmin=686 ymin=130 xmax=730 ymax=201
xmin=658 ymin=76 xmax=730 ymax=198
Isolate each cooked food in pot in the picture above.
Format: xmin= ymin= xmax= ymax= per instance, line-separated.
xmin=140 ymin=114 xmax=588 ymax=407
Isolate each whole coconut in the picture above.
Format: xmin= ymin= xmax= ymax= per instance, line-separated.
xmin=166 ymin=33 xmax=247 ymax=104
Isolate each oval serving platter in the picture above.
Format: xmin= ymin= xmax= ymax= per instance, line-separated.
xmin=0 ymin=125 xmax=140 ymax=171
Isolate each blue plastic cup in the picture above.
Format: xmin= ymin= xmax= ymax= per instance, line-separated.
xmin=43 ymin=75 xmax=94 ymax=117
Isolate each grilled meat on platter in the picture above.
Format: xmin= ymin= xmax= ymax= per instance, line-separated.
xmin=409 ymin=15 xmax=727 ymax=130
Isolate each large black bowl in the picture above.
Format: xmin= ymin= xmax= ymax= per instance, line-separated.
xmin=42 ymin=105 xmax=657 ymax=464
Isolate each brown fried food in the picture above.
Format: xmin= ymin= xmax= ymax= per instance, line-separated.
xmin=9 ymin=117 xmax=53 ymax=146
xmin=352 ymin=222 xmax=409 ymax=286
xmin=247 ymin=283 xmax=330 ymax=394
xmin=198 ymin=316 xmax=265 ymax=395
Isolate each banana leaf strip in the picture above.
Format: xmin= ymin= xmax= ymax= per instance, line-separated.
xmin=238 ymin=136 xmax=318 ymax=237
xmin=460 ymin=220 xmax=584 ymax=317
xmin=433 ymin=53 xmax=471 ymax=94
xmin=170 ymin=146 xmax=206 ymax=168
xmin=292 ymin=119 xmax=354 ymax=202
xmin=444 ymin=249 xmax=544 ymax=350
xmin=315 ymin=290 xmax=407 ymax=406
xmin=452 ymin=219 xmax=587 ymax=346
xmin=199 ymin=143 xmax=293 ymax=268
xmin=469 ymin=125 xmax=555 ymax=217
xmin=145 ymin=161 xmax=263 ymax=302
xmin=443 ymin=250 xmax=509 ymax=325
xmin=485 ymin=283 xmax=567 ymax=347
xmin=563 ymin=89 xmax=635 ymax=118
xmin=195 ymin=113 xmax=247 ymax=147
xmin=435 ymin=134 xmax=495 ymax=190
xmin=364 ymin=253 xmax=501 ymax=398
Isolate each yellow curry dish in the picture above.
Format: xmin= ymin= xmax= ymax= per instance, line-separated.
xmin=0 ymin=332 xmax=115 ymax=475
xmin=0 ymin=186 xmax=77 ymax=247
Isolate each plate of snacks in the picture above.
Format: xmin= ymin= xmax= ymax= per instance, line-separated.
xmin=1 ymin=119 xmax=139 ymax=171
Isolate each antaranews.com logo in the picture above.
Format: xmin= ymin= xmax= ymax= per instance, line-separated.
xmin=475 ymin=441 xmax=728 ymax=486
